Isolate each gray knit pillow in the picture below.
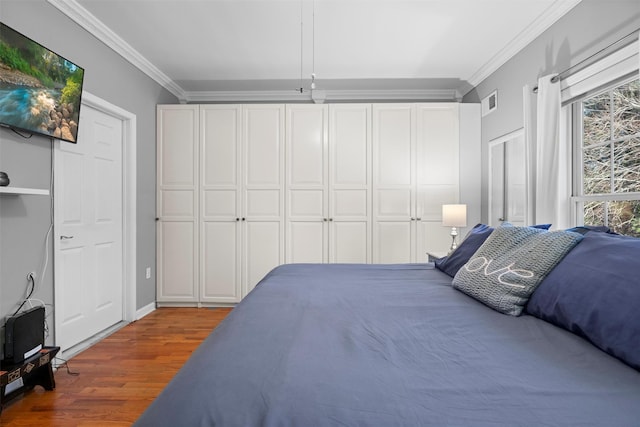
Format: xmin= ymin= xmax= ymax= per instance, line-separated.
xmin=452 ymin=225 xmax=583 ymax=316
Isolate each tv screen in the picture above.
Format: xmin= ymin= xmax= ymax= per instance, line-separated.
xmin=0 ymin=22 xmax=84 ymax=143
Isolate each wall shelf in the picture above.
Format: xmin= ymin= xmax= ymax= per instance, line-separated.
xmin=0 ymin=187 xmax=50 ymax=196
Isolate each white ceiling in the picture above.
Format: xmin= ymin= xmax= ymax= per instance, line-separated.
xmin=51 ymin=0 xmax=582 ymax=102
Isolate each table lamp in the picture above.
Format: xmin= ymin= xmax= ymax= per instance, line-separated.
xmin=442 ymin=204 xmax=467 ymax=253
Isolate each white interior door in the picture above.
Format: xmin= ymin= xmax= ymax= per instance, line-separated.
xmin=54 ymin=104 xmax=123 ymax=351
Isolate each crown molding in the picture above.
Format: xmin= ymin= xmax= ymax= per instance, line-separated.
xmin=47 ymin=0 xmax=188 ymax=102
xmin=184 ymin=89 xmax=461 ymax=103
xmin=464 ymin=0 xmax=582 ymax=93
xmin=185 ymin=90 xmax=312 ymax=103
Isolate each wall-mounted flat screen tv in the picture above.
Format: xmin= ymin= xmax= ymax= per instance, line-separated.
xmin=0 ymin=22 xmax=84 ymax=143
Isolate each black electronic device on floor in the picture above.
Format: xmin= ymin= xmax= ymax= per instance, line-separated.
xmin=3 ymin=306 xmax=45 ymax=364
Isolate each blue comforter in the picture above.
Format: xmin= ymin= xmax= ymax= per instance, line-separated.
xmin=135 ymin=264 xmax=640 ymax=426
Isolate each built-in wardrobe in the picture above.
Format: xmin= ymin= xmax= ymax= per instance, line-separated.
xmin=156 ymin=103 xmax=480 ymax=306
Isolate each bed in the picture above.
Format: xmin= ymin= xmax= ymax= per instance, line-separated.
xmin=135 ymin=225 xmax=640 ymax=426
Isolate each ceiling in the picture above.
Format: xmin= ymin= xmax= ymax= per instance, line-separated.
xmin=51 ymin=0 xmax=582 ymax=102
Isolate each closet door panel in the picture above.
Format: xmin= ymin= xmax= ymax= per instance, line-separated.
xmin=200 ymin=105 xmax=242 ymax=303
xmin=160 ymin=190 xmax=194 ymax=218
xmin=372 ymin=104 xmax=415 ymax=263
xmin=416 ymin=104 xmax=459 ymax=185
xmin=246 ymin=189 xmax=281 ymax=217
xmin=332 ymin=189 xmax=368 ymax=217
xmin=245 ymin=106 xmax=283 ymax=186
xmin=329 ymin=105 xmax=371 ymax=263
xmin=417 ymin=186 xmax=459 ymax=222
xmin=374 ymin=107 xmax=412 ymax=186
xmin=286 ymin=105 xmax=328 ymax=263
xmin=157 ymin=105 xmax=199 ymax=303
xmin=331 ymin=221 xmax=369 ymax=263
xmin=244 ymin=221 xmax=282 ymax=295
xmin=202 ymin=107 xmax=241 ymax=187
xmin=159 ymin=221 xmax=196 ymax=299
xmin=243 ymin=105 xmax=286 ymax=296
xmin=288 ymin=222 xmax=326 ymax=263
xmin=416 ymin=104 xmax=460 ymax=257
xmin=201 ymin=221 xmax=240 ymax=302
xmin=330 ymin=105 xmax=370 ymax=186
xmin=374 ymin=222 xmax=412 ymax=263
xmin=288 ymin=107 xmax=327 ymax=186
xmin=203 ymin=189 xmax=237 ymax=217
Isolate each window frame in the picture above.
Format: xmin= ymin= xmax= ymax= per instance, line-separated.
xmin=570 ymin=75 xmax=640 ymax=231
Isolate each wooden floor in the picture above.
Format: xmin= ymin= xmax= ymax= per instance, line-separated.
xmin=0 ymin=307 xmax=232 ymax=427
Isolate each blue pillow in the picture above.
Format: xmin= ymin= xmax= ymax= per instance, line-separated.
xmin=434 ymin=223 xmax=551 ymax=277
xmin=526 ymin=231 xmax=640 ymax=370
xmin=565 ymin=225 xmax=615 ymax=235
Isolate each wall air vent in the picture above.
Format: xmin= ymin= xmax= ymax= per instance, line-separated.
xmin=481 ymin=90 xmax=498 ymax=117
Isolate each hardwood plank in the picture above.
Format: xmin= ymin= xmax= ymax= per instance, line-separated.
xmin=0 ymin=307 xmax=232 ymax=426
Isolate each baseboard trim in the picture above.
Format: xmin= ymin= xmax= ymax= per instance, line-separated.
xmin=136 ymin=302 xmax=156 ymax=320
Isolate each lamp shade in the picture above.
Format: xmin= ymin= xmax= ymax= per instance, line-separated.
xmin=442 ymin=204 xmax=467 ymax=227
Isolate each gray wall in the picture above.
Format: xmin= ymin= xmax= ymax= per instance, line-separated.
xmin=0 ymin=0 xmax=177 ymax=349
xmin=463 ymin=0 xmax=640 ymax=223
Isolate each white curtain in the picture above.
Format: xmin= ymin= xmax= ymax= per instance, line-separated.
xmin=522 ymin=84 xmax=535 ymax=225
xmin=535 ymin=74 xmax=571 ymax=229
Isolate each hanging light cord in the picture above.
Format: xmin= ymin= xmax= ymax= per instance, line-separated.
xmin=312 ymin=0 xmax=315 ymax=78
xmin=298 ymin=0 xmax=304 ymax=93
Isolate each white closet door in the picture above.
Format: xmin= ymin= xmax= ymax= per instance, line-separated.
xmin=329 ymin=104 xmax=371 ymax=263
xmin=505 ymin=136 xmax=527 ymax=226
xmin=200 ymin=105 xmax=242 ymax=303
xmin=489 ymin=130 xmax=526 ymax=227
xmin=416 ymin=103 xmax=460 ymax=255
xmin=157 ymin=105 xmax=199 ymax=303
xmin=243 ymin=105 xmax=285 ymax=296
xmin=489 ymin=142 xmax=506 ymax=226
xmin=286 ymin=105 xmax=329 ymax=263
xmin=372 ymin=104 xmax=415 ymax=263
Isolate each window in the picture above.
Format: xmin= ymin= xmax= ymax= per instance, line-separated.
xmin=572 ymin=77 xmax=640 ymax=237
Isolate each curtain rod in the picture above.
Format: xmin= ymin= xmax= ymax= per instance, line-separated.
xmin=533 ymin=27 xmax=639 ymax=93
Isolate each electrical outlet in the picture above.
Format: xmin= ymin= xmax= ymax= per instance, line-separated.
xmin=27 ymin=271 xmax=36 ymax=281
xmin=145 ymin=267 xmax=151 ymax=279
